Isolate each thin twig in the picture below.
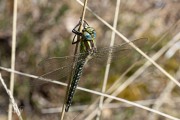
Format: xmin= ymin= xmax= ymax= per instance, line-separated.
xmin=0 ymin=33 xmax=179 ymax=120
xmin=0 ymin=66 xmax=67 ymax=86
xmin=148 ymin=67 xmax=180 ymax=120
xmin=105 ymin=32 xmax=180 ymax=104
xmin=60 ymin=0 xmax=89 ymax=119
xmin=77 ymin=86 xmax=180 ymax=120
xmin=42 ymin=98 xmax=168 ymax=113
xmin=106 ymin=61 xmax=140 ymax=94
xmin=0 ymin=74 xmax=23 ymax=120
xmin=84 ymin=32 xmax=180 ymax=119
xmin=76 ymin=0 xmax=180 ymax=88
xmin=97 ymin=0 xmax=121 ymax=119
xmin=151 ymin=20 xmax=180 ymax=48
xmin=8 ymin=0 xmax=18 ymax=119
xmin=77 ymin=62 xmax=138 ymax=119
xmin=0 ymin=66 xmax=179 ymax=120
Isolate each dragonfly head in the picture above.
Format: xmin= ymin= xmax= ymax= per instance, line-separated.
xmin=80 ymin=26 xmax=97 ymax=54
xmin=82 ymin=26 xmax=96 ymax=41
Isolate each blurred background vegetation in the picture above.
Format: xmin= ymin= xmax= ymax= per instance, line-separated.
xmin=0 ymin=0 xmax=179 ymax=120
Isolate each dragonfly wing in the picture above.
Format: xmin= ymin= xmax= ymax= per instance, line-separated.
xmin=39 ymin=65 xmax=72 ymax=81
xmin=89 ymin=38 xmax=148 ymax=64
xmin=38 ymin=55 xmax=76 ymax=73
xmin=36 ymin=53 xmax=88 ymax=81
xmin=37 ymin=38 xmax=147 ymax=81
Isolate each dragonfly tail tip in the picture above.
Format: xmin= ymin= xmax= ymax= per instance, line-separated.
xmin=65 ymin=105 xmax=70 ymax=112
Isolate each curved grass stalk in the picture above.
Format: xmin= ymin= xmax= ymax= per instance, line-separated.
xmin=0 ymin=66 xmax=179 ymax=120
xmin=148 ymin=67 xmax=180 ymax=120
xmin=41 ymin=99 xmax=158 ymax=113
xmin=0 ymin=74 xmax=23 ymax=120
xmin=82 ymin=24 xmax=180 ymax=120
xmin=104 ymin=32 xmax=180 ymax=104
xmin=84 ymin=32 xmax=180 ymax=119
xmin=76 ymin=62 xmax=138 ymax=119
xmin=3 ymin=0 xmax=179 ymax=119
xmin=78 ymin=86 xmax=180 ymax=120
xmin=76 ymin=0 xmax=180 ymax=88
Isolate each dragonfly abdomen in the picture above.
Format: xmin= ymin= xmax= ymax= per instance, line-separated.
xmin=65 ymin=59 xmax=86 ymax=112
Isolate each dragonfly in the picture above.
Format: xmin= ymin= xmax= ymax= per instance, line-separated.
xmin=37 ymin=19 xmax=147 ymax=112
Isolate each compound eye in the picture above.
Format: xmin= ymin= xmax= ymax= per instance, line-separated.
xmin=84 ymin=32 xmax=92 ymax=40
xmin=93 ymin=31 xmax=96 ymax=38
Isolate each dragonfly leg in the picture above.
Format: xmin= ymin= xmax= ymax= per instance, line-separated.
xmin=72 ymin=34 xmax=79 ymax=44
xmin=71 ymin=19 xmax=90 ymax=44
xmin=72 ymin=20 xmax=82 ymax=36
xmin=72 ymin=21 xmax=83 ymax=44
xmin=83 ymin=20 xmax=89 ymax=28
xmin=72 ymin=31 xmax=82 ymax=44
xmin=72 ymin=28 xmax=83 ymax=36
xmin=72 ymin=19 xmax=89 ymax=36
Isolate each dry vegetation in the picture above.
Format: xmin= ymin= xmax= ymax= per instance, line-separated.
xmin=0 ymin=0 xmax=179 ymax=120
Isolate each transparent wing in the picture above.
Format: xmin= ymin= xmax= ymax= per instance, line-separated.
xmin=37 ymin=53 xmax=88 ymax=82
xmin=89 ymin=38 xmax=148 ymax=64
xmin=39 ymin=66 xmax=71 ymax=81
xmin=38 ymin=55 xmax=78 ymax=73
xmin=37 ymin=57 xmax=74 ymax=82
xmin=37 ymin=38 xmax=148 ymax=81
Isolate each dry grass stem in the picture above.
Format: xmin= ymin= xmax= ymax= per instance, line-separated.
xmin=148 ymin=67 xmax=180 ymax=120
xmin=0 ymin=66 xmax=179 ymax=120
xmin=76 ymin=0 xmax=180 ymax=88
xmin=0 ymin=74 xmax=23 ymax=120
xmin=84 ymin=31 xmax=180 ymax=119
xmin=97 ymin=0 xmax=121 ymax=119
xmin=60 ymin=0 xmax=89 ymax=119
xmin=8 ymin=0 xmax=18 ymax=119
xmin=0 ymin=1 xmax=179 ymax=119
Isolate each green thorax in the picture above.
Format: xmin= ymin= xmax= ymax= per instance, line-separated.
xmin=80 ymin=26 xmax=96 ymax=53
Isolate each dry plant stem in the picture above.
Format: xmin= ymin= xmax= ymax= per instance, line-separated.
xmin=151 ymin=20 xmax=180 ymax=48
xmin=0 ymin=8 xmax=178 ymax=119
xmin=85 ymin=32 xmax=180 ymax=119
xmin=8 ymin=0 xmax=18 ymax=120
xmin=74 ymin=3 xmax=180 ymax=116
xmin=85 ymin=33 xmax=180 ymax=120
xmin=43 ymin=98 xmax=179 ymax=113
xmin=0 ymin=74 xmax=23 ymax=120
xmin=57 ymin=62 xmax=138 ymax=120
xmin=0 ymin=13 xmax=180 ymax=120
xmin=149 ymin=81 xmax=176 ymax=120
xmin=104 ymin=32 xmax=180 ymax=103
xmin=148 ymin=67 xmax=180 ymax=120
xmin=78 ymin=87 xmax=180 ymax=120
xmin=77 ymin=63 xmax=137 ymax=119
xmin=97 ymin=0 xmax=121 ymax=119
xmin=106 ymin=61 xmax=139 ymax=94
xmin=76 ymin=0 xmax=180 ymax=87
xmin=60 ymin=0 xmax=89 ymax=119
xmin=77 ymin=98 xmax=100 ymax=119
xmin=0 ymin=66 xmax=68 ymax=86
xmin=0 ymin=67 xmax=179 ymax=120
